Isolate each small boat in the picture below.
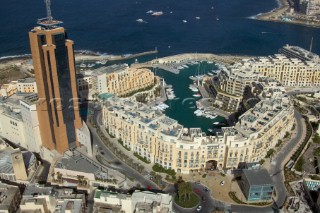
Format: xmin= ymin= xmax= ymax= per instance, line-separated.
xmin=80 ymin=63 xmax=86 ymax=68
xmin=170 ymin=11 xmax=173 ymax=14
xmin=208 ymin=129 xmax=213 ymax=132
xmin=182 ymin=20 xmax=187 ymax=23
xmin=87 ymin=64 xmax=95 ymax=68
xmin=146 ymin=10 xmax=153 ymax=14
xmin=136 ymin=19 xmax=144 ymax=23
xmin=195 ymin=17 xmax=200 ymax=20
xmin=213 ymin=122 xmax=219 ymax=125
xmin=216 ymin=16 xmax=219 ymax=21
xmin=193 ymin=94 xmax=201 ymax=98
xmin=151 ymin=11 xmax=163 ymax=16
xmin=207 ymin=61 xmax=213 ymax=64
xmin=100 ymin=60 xmax=107 ymax=65
xmin=207 ymin=73 xmax=213 ymax=76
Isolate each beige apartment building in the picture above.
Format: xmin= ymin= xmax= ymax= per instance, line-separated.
xmin=0 ymin=78 xmax=38 ymax=98
xmin=103 ymin=96 xmax=294 ymax=173
xmin=0 ymin=81 xmax=18 ymax=97
xmin=211 ymin=49 xmax=320 ymax=111
xmin=77 ymin=64 xmax=155 ymax=99
xmin=17 ymin=78 xmax=38 ymax=93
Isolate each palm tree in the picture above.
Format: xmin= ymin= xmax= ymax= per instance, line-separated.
xmin=185 ymin=182 xmax=193 ymax=200
xmin=178 ymin=182 xmax=187 ymax=201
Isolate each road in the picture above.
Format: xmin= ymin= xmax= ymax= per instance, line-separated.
xmin=89 ymin=104 xmax=306 ymax=213
xmin=231 ymin=110 xmax=304 ymax=213
xmin=89 ymin=124 xmax=159 ymax=189
xmin=88 ymin=104 xmax=159 ymax=190
xmin=164 ymin=182 xmax=227 ymax=213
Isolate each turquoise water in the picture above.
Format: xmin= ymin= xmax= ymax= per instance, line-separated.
xmin=155 ymin=62 xmax=226 ymax=133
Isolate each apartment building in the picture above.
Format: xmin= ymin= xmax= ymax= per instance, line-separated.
xmin=211 ymin=65 xmax=260 ymax=111
xmin=211 ymin=46 xmax=320 ymax=111
xmin=103 ymin=96 xmax=294 ymax=173
xmin=0 ymin=183 xmax=21 ymax=213
xmin=77 ymin=64 xmax=155 ymax=100
xmin=0 ymin=81 xmax=17 ymax=97
xmin=17 ymin=78 xmax=38 ymax=93
xmin=0 ymin=78 xmax=38 ymax=98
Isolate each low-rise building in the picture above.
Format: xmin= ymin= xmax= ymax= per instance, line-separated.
xmin=0 ymin=81 xmax=18 ymax=97
xmin=17 ymin=78 xmax=38 ymax=93
xmin=20 ymin=184 xmax=54 ymax=213
xmin=94 ymin=189 xmax=173 ymax=213
xmin=239 ymin=169 xmax=274 ymax=202
xmin=0 ymin=183 xmax=21 ymax=213
xmin=50 ymin=151 xmax=126 ymax=191
xmin=19 ymin=185 xmax=87 ymax=213
xmin=0 ymin=148 xmax=38 ymax=183
xmin=54 ymin=189 xmax=86 ymax=213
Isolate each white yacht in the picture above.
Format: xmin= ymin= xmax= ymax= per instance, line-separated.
xmin=182 ymin=20 xmax=187 ymax=23
xmin=136 ymin=19 xmax=144 ymax=23
xmin=146 ymin=10 xmax=153 ymax=14
xmin=151 ymin=11 xmax=163 ymax=16
xmin=193 ymin=94 xmax=201 ymax=98
xmin=80 ymin=63 xmax=86 ymax=68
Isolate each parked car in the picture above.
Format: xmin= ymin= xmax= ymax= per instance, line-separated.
xmin=220 ymin=181 xmax=225 ymax=186
xmin=197 ymin=205 xmax=202 ymax=211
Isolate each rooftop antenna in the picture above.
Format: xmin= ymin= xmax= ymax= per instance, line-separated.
xmin=45 ymin=0 xmax=53 ymax=23
xmin=37 ymin=0 xmax=62 ymax=28
xmin=309 ymin=37 xmax=313 ymax=52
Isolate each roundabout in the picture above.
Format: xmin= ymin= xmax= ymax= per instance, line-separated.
xmin=174 ymin=192 xmax=200 ymax=209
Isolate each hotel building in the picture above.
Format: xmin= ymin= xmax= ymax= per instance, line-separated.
xmin=102 ymin=95 xmax=294 ymax=173
xmin=77 ymin=64 xmax=155 ymax=100
xmin=29 ymin=15 xmax=84 ymax=153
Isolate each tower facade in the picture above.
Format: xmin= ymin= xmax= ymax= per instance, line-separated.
xmin=29 ymin=20 xmax=82 ymax=153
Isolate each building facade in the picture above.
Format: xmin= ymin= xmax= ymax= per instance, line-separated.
xmin=239 ymin=169 xmax=274 ymax=202
xmin=102 ymin=96 xmax=294 ymax=173
xmin=77 ymin=64 xmax=155 ymax=100
xmin=29 ymin=22 xmax=83 ymax=153
xmin=17 ymin=78 xmax=38 ymax=93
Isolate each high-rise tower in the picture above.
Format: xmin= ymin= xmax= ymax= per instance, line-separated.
xmin=29 ymin=0 xmax=82 ymax=153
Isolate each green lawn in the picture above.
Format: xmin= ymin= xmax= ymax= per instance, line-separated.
xmin=174 ymin=192 xmax=199 ymax=208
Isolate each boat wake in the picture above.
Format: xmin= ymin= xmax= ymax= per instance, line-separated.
xmin=0 ymin=54 xmax=31 ymax=61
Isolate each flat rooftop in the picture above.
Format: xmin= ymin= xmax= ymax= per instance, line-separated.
xmin=90 ymin=64 xmax=128 ymax=76
xmin=55 ymin=151 xmax=108 ymax=177
xmin=242 ymin=169 xmax=273 ymax=186
xmin=18 ymin=78 xmax=36 ymax=83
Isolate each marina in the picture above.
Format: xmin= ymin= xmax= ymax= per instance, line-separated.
xmin=152 ymin=61 xmax=228 ymax=133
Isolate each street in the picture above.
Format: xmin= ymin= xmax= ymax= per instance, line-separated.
xmin=89 ymin=103 xmax=306 ymax=213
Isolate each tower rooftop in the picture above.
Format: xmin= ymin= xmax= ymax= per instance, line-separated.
xmin=37 ymin=17 xmax=63 ymax=27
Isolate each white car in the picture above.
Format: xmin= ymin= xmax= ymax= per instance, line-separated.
xmin=196 ymin=205 xmax=202 ymax=211
xmin=220 ymin=181 xmax=225 ymax=186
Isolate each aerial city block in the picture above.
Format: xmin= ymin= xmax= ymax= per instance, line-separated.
xmin=0 ymin=0 xmax=320 ymax=212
